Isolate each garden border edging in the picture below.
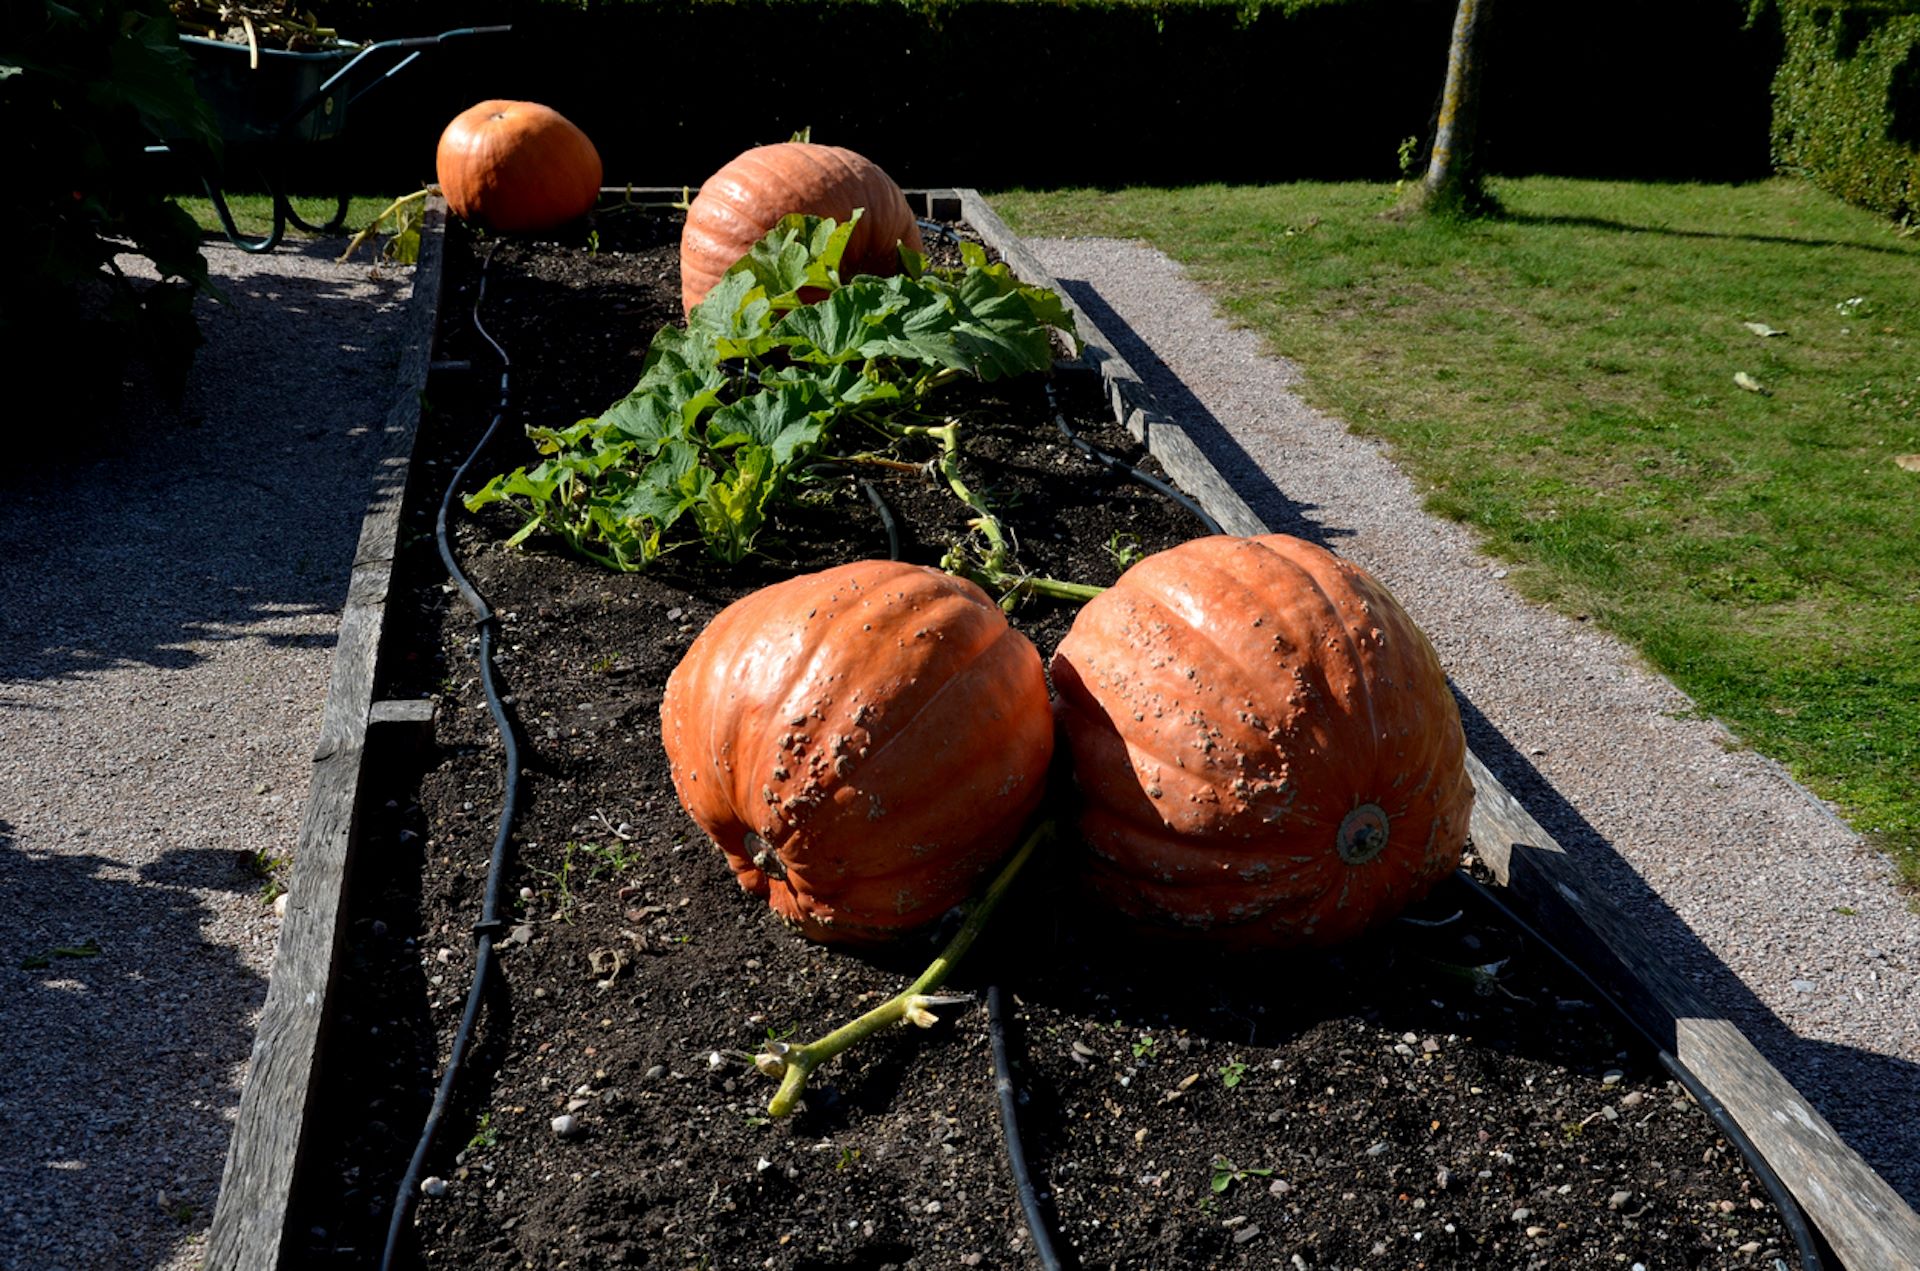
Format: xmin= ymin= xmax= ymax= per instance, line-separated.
xmin=205 ymin=198 xmax=450 ymax=1271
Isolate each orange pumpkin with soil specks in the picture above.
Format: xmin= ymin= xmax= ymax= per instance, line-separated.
xmin=661 ymin=561 xmax=1053 ymax=944
xmin=1050 ymin=534 xmax=1472 ymax=948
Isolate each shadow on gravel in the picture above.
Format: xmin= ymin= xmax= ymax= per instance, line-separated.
xmin=1053 ymin=277 xmax=1343 ymax=547
xmin=1455 ymin=699 xmax=1920 ymax=1209
xmin=0 ymin=240 xmax=411 ymax=687
xmin=0 ymin=821 xmax=267 ymax=1266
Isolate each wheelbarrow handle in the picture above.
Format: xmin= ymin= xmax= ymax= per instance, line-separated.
xmin=305 ymin=24 xmax=515 ymax=121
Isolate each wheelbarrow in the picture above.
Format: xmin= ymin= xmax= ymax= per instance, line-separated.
xmin=151 ymin=25 xmax=510 ymax=252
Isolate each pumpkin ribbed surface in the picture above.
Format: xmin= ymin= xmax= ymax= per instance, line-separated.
xmin=679 ymin=142 xmax=923 ymax=314
xmin=435 ymin=100 xmax=601 ymax=233
xmin=661 ymin=561 xmax=1053 ymax=944
xmin=1051 ymin=534 xmax=1473 ymax=948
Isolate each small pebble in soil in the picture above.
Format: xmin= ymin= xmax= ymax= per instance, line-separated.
xmin=420 ymin=1176 xmax=447 ymax=1197
xmin=1610 ymin=1189 xmax=1634 ymax=1210
xmin=1602 ymin=1069 xmax=1624 ymax=1085
xmin=551 ymin=1114 xmax=580 ymax=1138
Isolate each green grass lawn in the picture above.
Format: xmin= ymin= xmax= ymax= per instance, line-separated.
xmin=174 ymin=192 xmax=400 ymax=242
xmin=992 ymin=177 xmax=1920 ymax=890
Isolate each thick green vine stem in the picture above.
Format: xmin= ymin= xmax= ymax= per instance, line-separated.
xmin=756 ymin=819 xmax=1057 ymax=1117
xmin=904 ymin=421 xmax=1106 ymax=608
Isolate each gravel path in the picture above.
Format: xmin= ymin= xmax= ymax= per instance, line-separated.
xmin=0 ymin=240 xmax=414 ymax=1271
xmin=1029 ymin=237 xmax=1920 ymax=1209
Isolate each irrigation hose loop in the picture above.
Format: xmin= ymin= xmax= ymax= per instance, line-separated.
xmin=988 ymin=985 xmax=1067 ymax=1271
xmin=916 ymin=217 xmax=962 ymax=245
xmin=382 ymin=245 xmax=528 ymax=1271
xmin=1450 ymin=871 xmax=1825 ymax=1271
xmin=1043 ymin=379 xmax=1223 ymax=536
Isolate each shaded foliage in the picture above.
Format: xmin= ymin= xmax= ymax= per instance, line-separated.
xmin=0 ymin=0 xmax=221 ymax=425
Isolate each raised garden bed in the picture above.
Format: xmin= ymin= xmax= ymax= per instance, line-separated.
xmin=207 ymin=192 xmax=1920 ymax=1271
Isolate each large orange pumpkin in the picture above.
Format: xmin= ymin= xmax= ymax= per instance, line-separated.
xmin=435 ymin=100 xmax=602 ymax=233
xmin=1051 ymin=535 xmax=1473 ymax=948
xmin=679 ymin=142 xmax=923 ymax=314
xmin=661 ymin=561 xmax=1053 ymax=944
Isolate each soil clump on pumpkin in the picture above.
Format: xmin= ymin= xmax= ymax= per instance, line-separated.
xmin=289 ymin=212 xmax=1804 ymax=1269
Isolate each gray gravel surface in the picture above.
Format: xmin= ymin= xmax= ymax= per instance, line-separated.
xmin=1031 ymin=237 xmax=1920 ymax=1209
xmin=0 ymin=239 xmax=414 ymax=1271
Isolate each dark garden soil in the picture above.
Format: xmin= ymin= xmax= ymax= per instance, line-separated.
xmin=289 ymin=211 xmax=1804 ymax=1270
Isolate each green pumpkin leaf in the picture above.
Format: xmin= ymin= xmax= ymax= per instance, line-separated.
xmin=777 ymin=281 xmax=913 ymax=364
xmin=693 ymin=447 xmax=776 ymax=563
xmin=706 ymin=384 xmax=829 ymax=466
xmin=688 ymin=270 xmax=772 ymax=343
xmin=612 ymin=442 xmax=709 ymax=530
xmin=639 ymin=325 xmax=722 ymax=388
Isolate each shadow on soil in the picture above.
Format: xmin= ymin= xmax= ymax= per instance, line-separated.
xmin=1054 ymin=276 xmax=1920 ymax=1213
xmin=0 ymin=819 xmax=268 ymax=1267
xmin=0 ymin=239 xmax=411 ymax=689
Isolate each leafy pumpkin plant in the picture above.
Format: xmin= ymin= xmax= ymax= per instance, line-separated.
xmin=466 ymin=212 xmax=1078 ymax=571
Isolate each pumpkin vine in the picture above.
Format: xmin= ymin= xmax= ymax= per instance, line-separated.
xmin=466 ymin=212 xmax=1083 ymax=576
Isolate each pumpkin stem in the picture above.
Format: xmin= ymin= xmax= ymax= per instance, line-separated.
xmin=1336 ymin=803 xmax=1391 ymax=865
xmin=761 ymin=819 xmax=1056 ymax=1117
xmin=813 ymin=451 xmax=925 ymax=474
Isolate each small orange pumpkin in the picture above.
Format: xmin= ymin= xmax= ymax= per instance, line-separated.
xmin=661 ymin=561 xmax=1053 ymax=944
xmin=1051 ymin=535 xmax=1473 ymax=949
xmin=435 ymin=100 xmax=602 ymax=233
xmin=679 ymin=142 xmax=923 ymax=314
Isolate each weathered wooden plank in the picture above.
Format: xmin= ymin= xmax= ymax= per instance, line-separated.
xmin=1467 ymin=753 xmax=1920 ymax=1268
xmin=205 ymin=199 xmax=449 ymax=1271
xmin=957 ymin=188 xmax=1267 ymax=540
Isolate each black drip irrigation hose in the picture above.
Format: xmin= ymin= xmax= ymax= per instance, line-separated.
xmin=990 ymin=985 xmax=1067 ymax=1271
xmin=1043 ymin=380 xmax=1223 ymax=537
xmin=1451 ymin=872 xmax=1824 ymax=1271
xmin=857 ymin=457 xmax=1067 ymax=1267
xmin=381 ymin=248 xmax=526 ymax=1271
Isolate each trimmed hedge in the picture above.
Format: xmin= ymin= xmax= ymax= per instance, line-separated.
xmin=294 ymin=0 xmax=1773 ymax=191
xmin=1770 ymin=0 xmax=1920 ymax=220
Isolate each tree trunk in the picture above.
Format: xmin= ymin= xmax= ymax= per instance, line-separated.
xmin=1414 ymin=0 xmax=1491 ymax=214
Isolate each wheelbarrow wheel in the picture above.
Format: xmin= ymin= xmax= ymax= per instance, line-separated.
xmin=282 ymin=190 xmax=351 ymax=236
xmin=202 ymin=177 xmax=285 ymax=253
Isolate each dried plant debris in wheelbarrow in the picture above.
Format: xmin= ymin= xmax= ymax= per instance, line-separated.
xmin=170 ymin=1 xmax=347 ymax=52
xmin=287 ymin=212 xmax=1807 ymax=1270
